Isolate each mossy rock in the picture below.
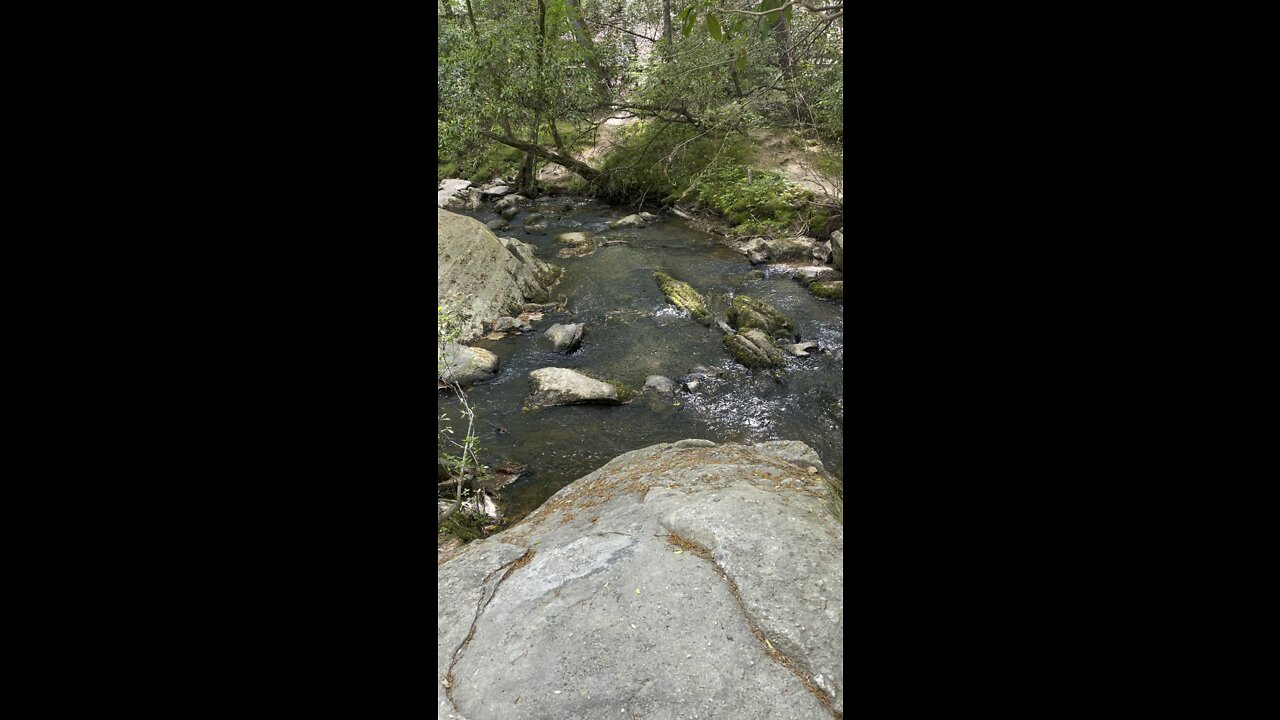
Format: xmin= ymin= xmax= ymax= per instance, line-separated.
xmin=723 ymin=329 xmax=786 ymax=369
xmin=654 ymin=271 xmax=711 ymax=325
xmin=809 ymin=281 xmax=843 ymax=301
xmin=727 ymin=295 xmax=794 ymax=340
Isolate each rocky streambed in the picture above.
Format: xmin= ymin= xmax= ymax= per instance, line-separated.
xmin=438 ymin=181 xmax=844 ymax=523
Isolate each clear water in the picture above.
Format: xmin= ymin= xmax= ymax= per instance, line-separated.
xmin=441 ymin=197 xmax=843 ymax=522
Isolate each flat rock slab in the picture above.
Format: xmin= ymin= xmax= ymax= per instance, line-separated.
xmin=437 ymin=441 xmax=843 ymax=719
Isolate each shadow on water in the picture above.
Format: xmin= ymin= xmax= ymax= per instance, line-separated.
xmin=441 ymin=199 xmax=843 ymax=522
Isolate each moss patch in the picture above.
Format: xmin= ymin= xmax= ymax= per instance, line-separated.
xmin=655 ymin=271 xmax=712 ymax=325
xmin=727 ymin=295 xmax=794 ymax=340
xmin=809 ymin=281 xmax=843 ymax=301
xmin=724 ymin=332 xmax=785 ymax=369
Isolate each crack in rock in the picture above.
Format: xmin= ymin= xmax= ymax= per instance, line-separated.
xmin=445 ymin=548 xmax=535 ymax=712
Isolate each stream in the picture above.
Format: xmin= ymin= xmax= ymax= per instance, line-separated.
xmin=442 ymin=195 xmax=844 ymax=523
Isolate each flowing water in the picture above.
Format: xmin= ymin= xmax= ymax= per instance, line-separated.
xmin=442 ymin=196 xmax=843 ymax=522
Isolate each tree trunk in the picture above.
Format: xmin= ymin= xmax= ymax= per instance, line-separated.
xmin=479 ymin=130 xmax=602 ymax=184
xmin=464 ymin=0 xmax=478 ymax=34
xmin=566 ymin=0 xmax=613 ymax=102
xmin=661 ymin=0 xmax=674 ymax=61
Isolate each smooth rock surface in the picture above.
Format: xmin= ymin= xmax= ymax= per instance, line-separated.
xmin=544 ymin=323 xmax=584 ymax=353
xmin=437 ymin=441 xmax=843 ymax=720
xmin=609 ymin=213 xmax=648 ymax=229
xmin=438 ymin=343 xmax=499 ymax=385
xmin=438 ymin=209 xmax=561 ymax=342
xmin=831 ymin=230 xmax=843 ymax=271
xmin=527 ymin=367 xmax=619 ymax=406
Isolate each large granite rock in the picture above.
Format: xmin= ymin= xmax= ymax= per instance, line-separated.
xmin=527 ymin=367 xmax=619 ymax=406
xmin=437 ymin=440 xmax=844 ymax=720
xmin=831 ymin=230 xmax=843 ymax=271
xmin=438 ymin=343 xmax=499 ymax=385
xmin=438 ymin=178 xmax=472 ymax=209
xmin=438 ymin=209 xmax=562 ymax=342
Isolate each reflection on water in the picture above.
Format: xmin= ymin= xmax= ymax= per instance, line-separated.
xmin=440 ymin=200 xmax=843 ymax=522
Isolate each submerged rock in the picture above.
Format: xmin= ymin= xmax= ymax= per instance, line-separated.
xmin=724 ymin=329 xmax=787 ymax=368
xmin=436 ymin=440 xmax=844 ymax=719
xmin=493 ymin=316 xmax=532 ymax=333
xmin=527 ymin=367 xmax=620 ymax=406
xmin=438 ymin=343 xmax=499 ymax=385
xmin=484 ymin=218 xmax=507 ymax=232
xmin=644 ymin=375 xmax=675 ymax=394
xmin=727 ymin=295 xmax=795 ymax=340
xmin=654 ymin=271 xmax=711 ymax=325
xmin=544 ymin=323 xmax=584 ymax=353
xmin=555 ymin=231 xmax=596 ymax=258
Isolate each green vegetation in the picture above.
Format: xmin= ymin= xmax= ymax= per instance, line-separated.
xmin=438 ymin=0 xmax=843 ymax=235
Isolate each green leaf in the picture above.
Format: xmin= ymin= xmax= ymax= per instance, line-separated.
xmin=784 ymin=4 xmax=793 ymax=22
xmin=682 ymin=10 xmax=696 ymax=37
xmin=707 ymin=14 xmax=721 ymax=41
xmin=736 ymin=49 xmax=746 ymax=74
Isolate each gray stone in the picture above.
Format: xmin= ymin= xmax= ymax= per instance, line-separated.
xmin=494 ymin=194 xmax=527 ymax=211
xmin=814 ymin=241 xmax=833 ymax=264
xmin=831 ymin=230 xmax=843 ymax=271
xmin=639 ymin=211 xmax=659 ymax=222
xmin=438 ymin=209 xmax=562 ymax=342
xmin=609 ymin=213 xmax=647 ymax=229
xmin=501 ymin=206 xmax=518 ymax=220
xmin=484 ymin=219 xmax=507 ymax=232
xmin=763 ymin=236 xmax=816 ymax=261
xmin=787 ymin=341 xmax=820 ymax=357
xmin=544 ymin=323 xmax=584 ymax=353
xmin=493 ymin=316 xmax=532 ymax=333
xmin=438 ymin=178 xmax=473 ymax=194
xmin=555 ymin=231 xmax=595 ymax=258
xmin=644 ymin=375 xmax=675 ymax=394
xmin=480 ymin=184 xmax=514 ymax=197
xmin=749 ymin=251 xmax=769 ymax=266
xmin=527 ymin=367 xmax=620 ymax=406
xmin=438 ymin=343 xmax=499 ymax=385
xmin=464 ymin=189 xmax=483 ymax=211
xmin=436 ymin=441 xmax=843 ymax=719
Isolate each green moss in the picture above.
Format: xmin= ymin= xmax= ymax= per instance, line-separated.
xmin=723 ymin=332 xmax=785 ymax=369
xmin=809 ymin=281 xmax=843 ymax=301
xmin=728 ymin=295 xmax=794 ymax=339
xmin=654 ymin=271 xmax=711 ymax=325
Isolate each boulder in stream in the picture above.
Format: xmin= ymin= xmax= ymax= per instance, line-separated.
xmin=654 ymin=271 xmax=712 ymax=325
xmin=438 ymin=343 xmax=499 ymax=385
xmin=724 ymin=329 xmax=787 ymax=368
xmin=555 ymin=231 xmax=596 ymax=258
xmin=438 ymin=209 xmax=562 ymax=342
xmin=544 ymin=323 xmax=584 ymax=353
xmin=609 ymin=213 xmax=648 ymax=229
xmin=494 ymin=194 xmax=527 ymax=211
xmin=831 ymin=229 xmax=843 ymax=270
xmin=436 ymin=440 xmax=844 ymax=719
xmin=727 ymin=294 xmax=795 ymax=341
xmin=527 ymin=367 xmax=621 ymax=406
xmin=763 ymin=236 xmax=817 ymax=262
